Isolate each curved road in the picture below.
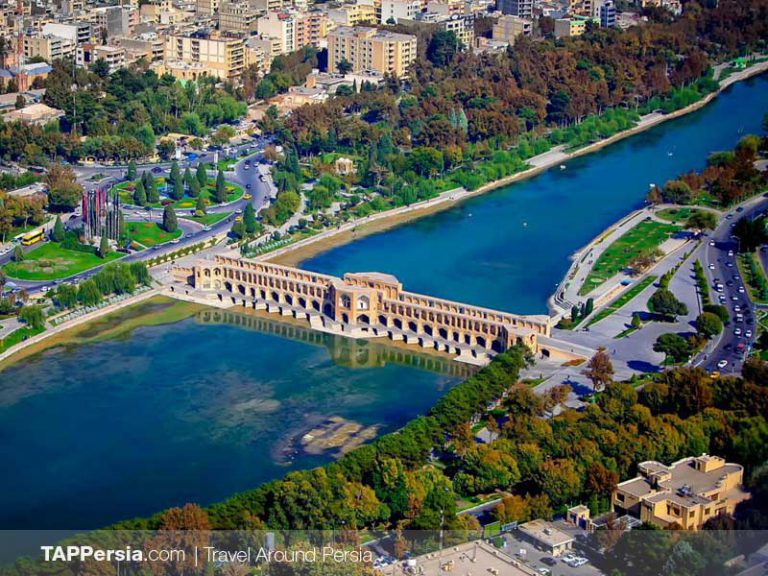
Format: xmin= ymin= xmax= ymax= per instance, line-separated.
xmin=2 ymin=137 xmax=273 ymax=294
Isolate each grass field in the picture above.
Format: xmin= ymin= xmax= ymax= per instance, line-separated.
xmin=579 ymin=220 xmax=679 ymax=296
xmin=655 ymin=207 xmax=697 ymax=223
xmin=126 ymin=222 xmax=181 ymax=247
xmin=114 ymin=178 xmax=242 ymax=209
xmin=587 ymin=275 xmax=658 ymax=327
xmin=3 ymin=242 xmax=122 ymax=280
xmin=0 ymin=325 xmax=45 ymax=354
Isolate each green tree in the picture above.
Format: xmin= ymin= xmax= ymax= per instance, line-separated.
xmin=653 ymin=333 xmax=692 ymax=362
xmin=244 ymin=203 xmax=258 ymax=234
xmin=195 ymin=195 xmax=206 ymax=216
xmin=733 ymin=216 xmax=767 ymax=253
xmin=55 ymin=284 xmax=78 ymax=309
xmin=631 ymin=312 xmax=642 ymax=329
xmin=648 ymin=288 xmax=688 ymax=320
xmin=215 ymin=171 xmax=227 ymax=203
xmin=196 ymin=163 xmax=208 ymax=187
xmin=427 ymin=30 xmax=460 ymax=67
xmin=696 ymin=312 xmax=723 ymax=338
xmin=162 ymin=205 xmax=178 ymax=233
xmin=51 ymin=216 xmax=65 ymax=242
xmin=170 ymin=160 xmax=181 ymax=188
xmin=133 ymin=179 xmax=147 ymax=206
xmin=126 ymin=160 xmax=137 ymax=181
xmin=77 ymin=279 xmax=102 ymax=306
xmin=231 ymin=219 xmax=244 ymax=239
xmin=98 ymin=234 xmax=110 ymax=258
xmin=685 ymin=210 xmax=717 ymax=231
xmin=19 ymin=304 xmax=45 ymax=329
xmin=12 ymin=245 xmax=24 ymax=262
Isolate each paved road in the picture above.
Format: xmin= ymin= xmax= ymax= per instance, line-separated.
xmin=698 ymin=195 xmax=768 ymax=375
xmin=2 ymin=137 xmax=274 ymax=294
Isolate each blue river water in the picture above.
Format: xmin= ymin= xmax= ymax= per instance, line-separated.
xmin=0 ymin=73 xmax=766 ymax=531
xmin=303 ymin=74 xmax=768 ymax=314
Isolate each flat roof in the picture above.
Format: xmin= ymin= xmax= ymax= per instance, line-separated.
xmin=518 ymin=519 xmax=575 ymax=548
xmin=382 ymin=541 xmax=537 ymax=576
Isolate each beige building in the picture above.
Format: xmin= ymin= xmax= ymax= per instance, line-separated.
xmin=164 ymin=33 xmax=246 ymax=80
xmin=257 ymin=11 xmax=297 ymax=54
xmin=554 ymin=15 xmax=597 ymax=38
xmin=613 ymin=455 xmax=749 ymax=530
xmin=327 ymin=1 xmax=379 ymax=26
xmin=24 ymin=34 xmax=76 ymax=62
xmin=328 ymin=26 xmax=416 ymax=77
xmin=3 ymin=103 xmax=64 ymax=125
xmin=118 ymin=35 xmax=165 ymax=62
xmin=218 ymin=0 xmax=259 ymax=33
xmin=492 ymin=14 xmax=532 ymax=44
xmin=196 ymin=0 xmax=220 ymax=15
xmin=295 ymin=11 xmax=328 ymax=49
xmin=77 ymin=43 xmax=126 ymax=73
xmin=518 ymin=519 xmax=575 ymax=557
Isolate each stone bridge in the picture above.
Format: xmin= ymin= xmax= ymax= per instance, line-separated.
xmin=174 ymin=255 xmax=555 ymax=365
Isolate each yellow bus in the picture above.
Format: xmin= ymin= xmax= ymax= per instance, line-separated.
xmin=20 ymin=229 xmax=45 ymax=246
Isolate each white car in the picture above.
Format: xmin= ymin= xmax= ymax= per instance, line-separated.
xmin=734 ymin=305 xmax=741 ymax=313
xmin=728 ymin=250 xmax=734 ymax=256
xmin=746 ymin=330 xmax=753 ymax=338
xmin=708 ymin=263 xmax=715 ymax=270
xmin=738 ymin=286 xmax=745 ymax=293
xmin=709 ymin=240 xmax=716 ymax=246
xmin=734 ymin=328 xmax=742 ymax=336
xmin=718 ymin=359 xmax=728 ymax=369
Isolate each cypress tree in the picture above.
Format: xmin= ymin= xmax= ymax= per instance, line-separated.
xmin=162 ymin=205 xmax=178 ymax=233
xmin=52 ymin=216 xmax=65 ymax=242
xmin=215 ymin=171 xmax=227 ymax=203
xmin=133 ymin=180 xmax=147 ymax=206
xmin=196 ymin=163 xmax=208 ymax=187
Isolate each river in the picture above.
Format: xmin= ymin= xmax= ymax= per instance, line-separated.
xmin=303 ymin=74 xmax=768 ymax=313
xmin=1 ymin=73 xmax=766 ymax=530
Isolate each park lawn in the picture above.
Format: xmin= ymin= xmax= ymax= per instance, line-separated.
xmin=126 ymin=222 xmax=181 ymax=247
xmin=115 ymin=177 xmax=243 ymax=209
xmin=655 ymin=207 xmax=699 ymax=223
xmin=114 ymin=178 xmax=167 ymax=208
xmin=579 ymin=220 xmax=679 ymax=296
xmin=182 ymin=211 xmax=231 ymax=226
xmin=0 ymin=325 xmax=45 ymax=354
xmin=587 ymin=275 xmax=658 ymax=327
xmin=217 ymin=157 xmax=239 ymax=171
xmin=3 ymin=242 xmax=122 ymax=281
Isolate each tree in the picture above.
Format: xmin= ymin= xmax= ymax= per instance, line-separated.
xmin=631 ymin=312 xmax=642 ymax=329
xmin=157 ymin=139 xmax=175 ymax=160
xmin=733 ymin=216 xmax=767 ymax=253
xmin=337 ymin=58 xmax=353 ymax=74
xmin=51 ymin=216 xmax=65 ymax=242
xmin=582 ymin=346 xmax=614 ymax=391
xmin=12 ymin=245 xmax=24 ymax=262
xmin=162 ymin=205 xmax=178 ymax=233
xmin=685 ymin=210 xmax=717 ymax=231
xmin=215 ymin=170 xmax=227 ymax=203
xmin=427 ymin=31 xmax=460 ymax=67
xmin=126 ymin=160 xmax=137 ymax=181
xmin=196 ymin=163 xmax=208 ymax=187
xmin=133 ymin=179 xmax=147 ymax=206
xmin=243 ymin=203 xmax=258 ymax=234
xmin=14 ymin=94 xmax=25 ymax=110
xmin=77 ymin=279 xmax=102 ymax=306
xmin=696 ymin=312 xmax=723 ymax=339
xmin=98 ymin=234 xmax=110 ymax=258
xmin=45 ymin=165 xmax=83 ymax=212
xmin=195 ymin=195 xmax=206 ymax=216
xmin=55 ymin=284 xmax=78 ymax=309
xmin=18 ymin=304 xmax=45 ymax=329
xmin=648 ymin=288 xmax=688 ymax=320
xmin=653 ymin=333 xmax=692 ymax=363
xmin=230 ymin=219 xmax=244 ymax=239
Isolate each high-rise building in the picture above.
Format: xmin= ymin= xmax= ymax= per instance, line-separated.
xmin=497 ymin=0 xmax=532 ymax=20
xmin=492 ymin=14 xmax=531 ymax=44
xmin=24 ymin=34 xmax=76 ymax=61
xmin=327 ymin=26 xmax=417 ymax=77
xmin=599 ymin=0 xmax=616 ymax=27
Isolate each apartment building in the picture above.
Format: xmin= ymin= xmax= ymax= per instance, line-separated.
xmin=77 ymin=43 xmax=126 ymax=73
xmin=118 ymin=34 xmax=165 ymax=62
xmin=554 ymin=15 xmax=597 ymax=37
xmin=492 ymin=14 xmax=531 ymax=44
xmin=24 ymin=34 xmax=76 ymax=61
xmin=218 ymin=0 xmax=258 ymax=33
xmin=399 ymin=12 xmax=474 ymax=47
xmin=41 ymin=21 xmax=91 ymax=44
xmin=497 ymin=0 xmax=532 ymax=19
xmin=613 ymin=455 xmax=749 ymax=531
xmin=327 ymin=1 xmax=379 ymax=26
xmin=380 ymin=0 xmax=420 ymax=24
xmin=295 ymin=11 xmax=327 ymax=49
xmin=164 ymin=32 xmax=245 ymax=80
xmin=327 ymin=26 xmax=416 ymax=77
xmin=257 ymin=11 xmax=296 ymax=54
xmin=196 ymin=0 xmax=220 ymax=15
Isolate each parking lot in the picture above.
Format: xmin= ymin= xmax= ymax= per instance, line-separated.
xmin=501 ymin=529 xmax=604 ymax=576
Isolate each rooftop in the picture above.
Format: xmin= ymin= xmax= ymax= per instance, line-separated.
xmin=518 ymin=519 xmax=575 ymax=548
xmin=382 ymin=541 xmax=537 ymax=576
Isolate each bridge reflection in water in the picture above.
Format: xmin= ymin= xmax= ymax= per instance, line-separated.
xmin=195 ymin=308 xmax=479 ymax=380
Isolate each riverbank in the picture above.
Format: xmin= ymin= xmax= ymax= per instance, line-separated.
xmin=0 ymin=294 xmax=202 ymax=370
xmin=266 ymin=62 xmax=768 ymax=269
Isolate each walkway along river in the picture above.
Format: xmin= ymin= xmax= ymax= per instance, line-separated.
xmin=0 ymin=73 xmax=766 ymax=530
